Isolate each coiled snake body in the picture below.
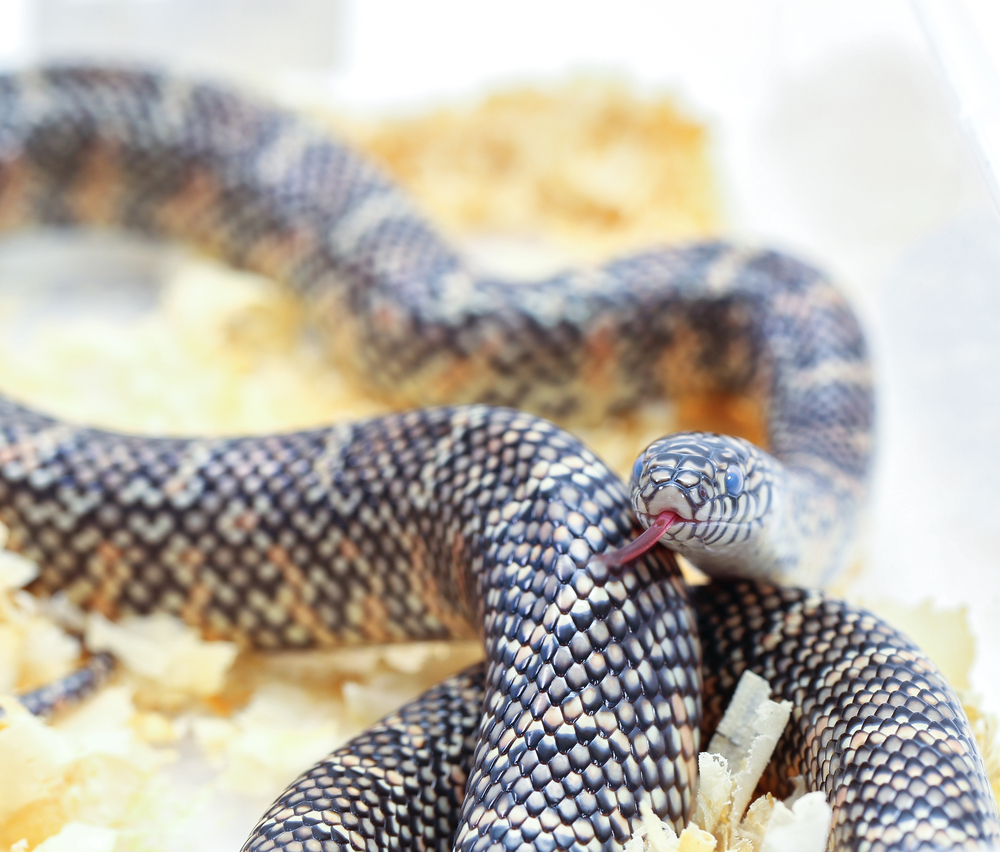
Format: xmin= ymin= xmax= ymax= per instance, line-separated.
xmin=0 ymin=67 xmax=995 ymax=852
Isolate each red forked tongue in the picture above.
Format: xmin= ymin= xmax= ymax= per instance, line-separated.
xmin=600 ymin=511 xmax=678 ymax=567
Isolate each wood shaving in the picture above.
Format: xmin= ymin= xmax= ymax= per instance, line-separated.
xmin=84 ymin=613 xmax=239 ymax=711
xmin=332 ymin=80 xmax=719 ymax=262
xmin=629 ymin=672 xmax=831 ymax=852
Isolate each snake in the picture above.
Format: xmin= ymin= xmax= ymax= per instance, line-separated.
xmin=0 ymin=65 xmax=995 ymax=852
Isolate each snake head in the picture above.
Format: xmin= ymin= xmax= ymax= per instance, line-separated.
xmin=626 ymin=432 xmax=778 ymax=570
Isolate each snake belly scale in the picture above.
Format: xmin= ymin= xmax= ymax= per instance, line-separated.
xmin=0 ymin=66 xmax=995 ymax=852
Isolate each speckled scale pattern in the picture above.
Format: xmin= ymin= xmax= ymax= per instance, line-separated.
xmin=245 ymin=668 xmax=486 ymax=852
xmin=0 ymin=396 xmax=702 ymax=849
xmin=247 ymin=581 xmax=1000 ymax=852
xmin=693 ymin=581 xmax=1000 ymax=852
xmin=461 ymin=544 xmax=700 ymax=852
xmin=0 ymin=65 xmax=993 ymax=852
xmin=0 ymin=397 xmax=490 ymax=649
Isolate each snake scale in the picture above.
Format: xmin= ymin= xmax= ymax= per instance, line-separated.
xmin=0 ymin=66 xmax=996 ymax=852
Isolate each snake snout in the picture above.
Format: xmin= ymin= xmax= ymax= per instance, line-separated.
xmin=638 ymin=452 xmax=721 ymax=525
xmin=643 ymin=484 xmax=699 ymax=521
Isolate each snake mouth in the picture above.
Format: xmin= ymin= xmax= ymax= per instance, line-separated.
xmin=638 ymin=510 xmax=688 ymax=525
xmin=601 ymin=511 xmax=680 ymax=567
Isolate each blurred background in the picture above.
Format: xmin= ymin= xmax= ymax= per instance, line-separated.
xmin=0 ymin=1 xmax=998 ymax=849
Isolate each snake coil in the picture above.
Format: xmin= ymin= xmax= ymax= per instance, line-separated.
xmin=0 ymin=66 xmax=995 ymax=852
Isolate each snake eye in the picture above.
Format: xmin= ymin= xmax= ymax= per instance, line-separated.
xmin=631 ymin=454 xmax=645 ymax=485
xmin=724 ymin=467 xmax=744 ymax=497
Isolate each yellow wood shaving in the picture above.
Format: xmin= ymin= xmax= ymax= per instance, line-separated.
xmin=332 ymin=80 xmax=719 ymax=262
xmin=30 ymin=822 xmax=117 ymax=852
xmin=84 ymin=613 xmax=238 ymax=711
xmin=632 ymin=672 xmax=830 ymax=852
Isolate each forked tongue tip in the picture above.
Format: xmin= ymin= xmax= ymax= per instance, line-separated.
xmin=600 ymin=511 xmax=678 ymax=568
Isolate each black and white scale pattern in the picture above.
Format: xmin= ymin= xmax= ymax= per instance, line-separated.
xmin=695 ymin=582 xmax=1000 ymax=852
xmin=246 ymin=581 xmax=1000 ymax=852
xmin=0 ymin=65 xmax=994 ymax=852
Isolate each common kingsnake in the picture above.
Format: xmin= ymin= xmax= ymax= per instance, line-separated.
xmin=0 ymin=66 xmax=995 ymax=852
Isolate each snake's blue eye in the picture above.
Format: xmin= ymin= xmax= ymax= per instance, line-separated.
xmin=631 ymin=455 xmax=645 ymax=484
xmin=725 ymin=467 xmax=744 ymax=496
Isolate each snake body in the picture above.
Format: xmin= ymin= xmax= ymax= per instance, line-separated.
xmin=0 ymin=66 xmax=995 ymax=851
xmin=250 ymin=583 xmax=999 ymax=852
